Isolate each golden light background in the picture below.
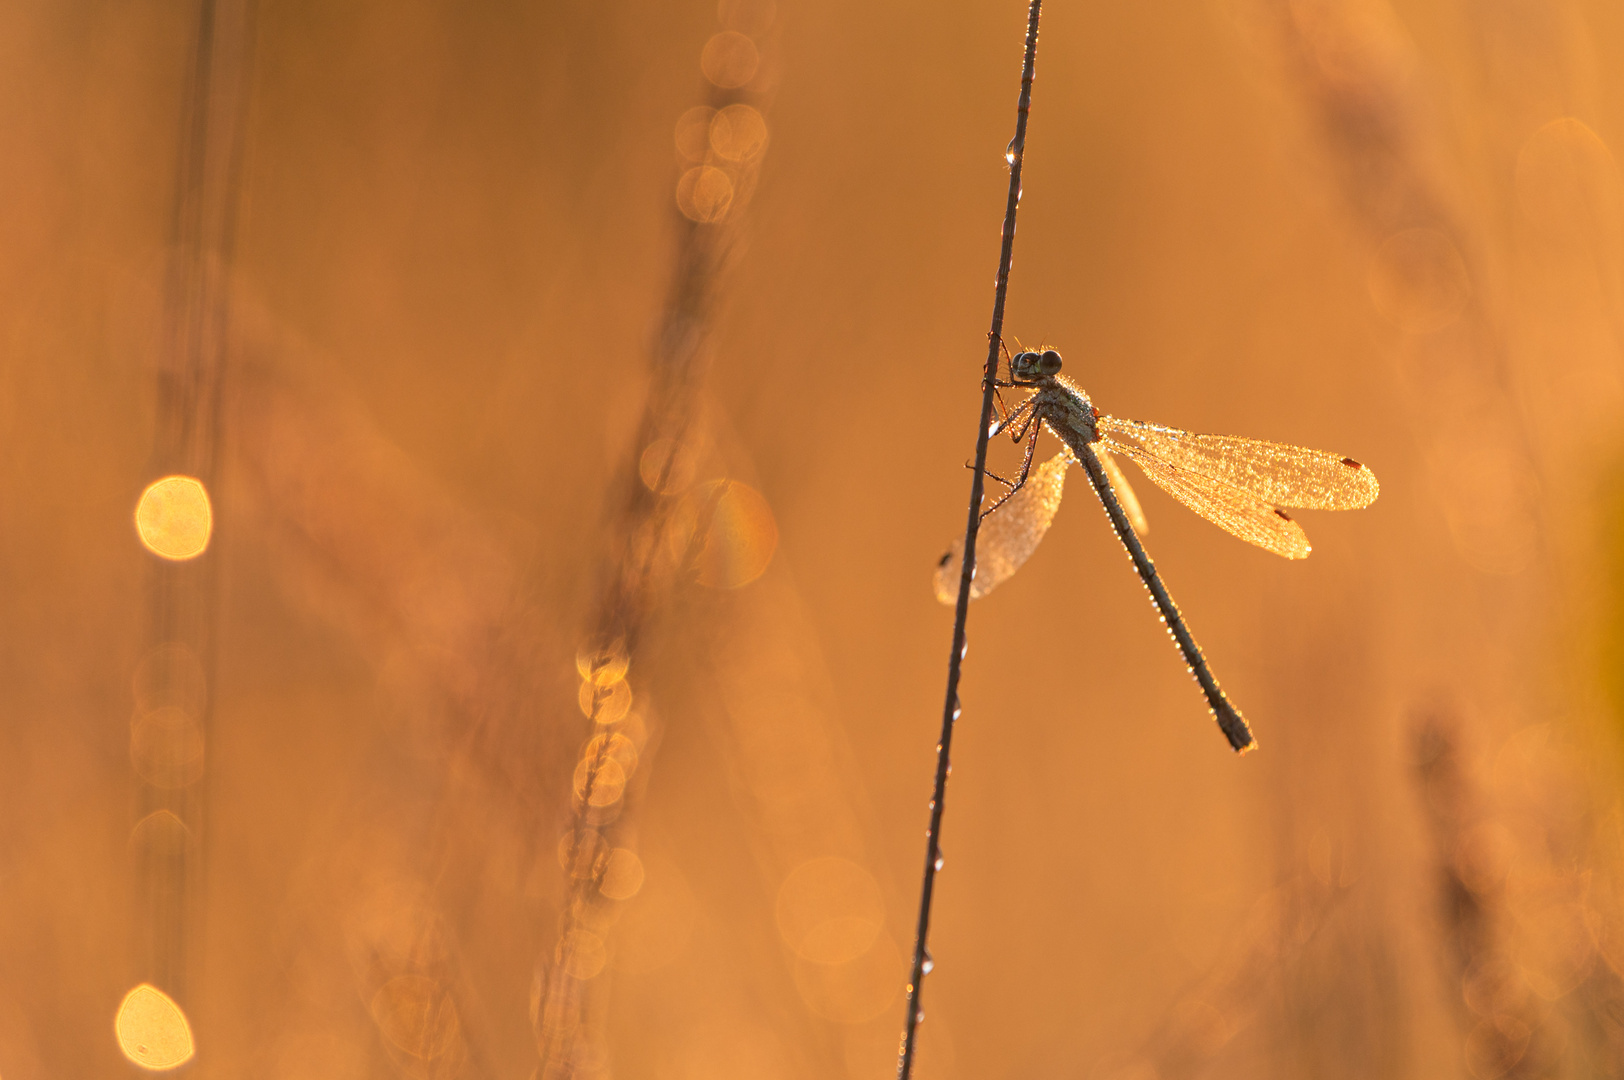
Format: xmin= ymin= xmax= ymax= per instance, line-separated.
xmin=2 ymin=0 xmax=1623 ymax=1078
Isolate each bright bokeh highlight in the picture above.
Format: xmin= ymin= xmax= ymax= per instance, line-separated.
xmin=134 ymin=476 xmax=213 ymax=560
xmin=674 ymin=106 xmax=715 ymax=160
xmin=129 ymin=705 xmax=206 ymax=789
xmin=577 ymin=677 xmax=633 ymax=723
xmin=573 ymin=755 xmax=627 ymax=808
xmin=700 ymin=31 xmax=759 ymax=88
xmin=1366 ymin=227 xmax=1470 ymax=333
xmin=791 ymin=932 xmax=901 ymax=1024
xmin=369 ymin=975 xmax=461 ymax=1060
xmin=559 ymin=929 xmax=608 ymax=979
xmin=710 ymin=104 xmax=768 ymax=162
xmin=677 ymin=165 xmax=734 ymax=223
xmin=575 ymin=643 xmax=629 ymax=688
xmin=1515 ymin=117 xmax=1623 ymax=239
xmin=775 ymin=857 xmax=884 ymax=964
xmin=114 ymin=984 xmax=195 ymax=1070
xmin=600 ymin=847 xmax=647 ymax=900
xmin=639 ymin=437 xmax=698 ymax=493
xmin=694 ymin=480 xmax=777 ymax=588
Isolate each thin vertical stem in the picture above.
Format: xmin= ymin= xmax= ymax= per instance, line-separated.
xmin=534 ymin=13 xmax=780 ymax=1077
xmin=136 ymin=0 xmax=254 ymax=1010
xmin=897 ymin=3 xmax=1042 ymax=1077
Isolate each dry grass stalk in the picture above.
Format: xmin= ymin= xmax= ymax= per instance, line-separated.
xmin=134 ymin=0 xmax=255 ymax=1007
xmin=534 ymin=4 xmax=779 ymax=1077
xmin=1254 ymin=0 xmax=1543 ymax=576
xmin=1415 ymin=710 xmax=1562 ymax=1079
xmin=231 ymin=344 xmax=567 ymax=1077
xmin=900 ymin=3 xmax=1044 ymax=1078
xmin=1087 ymin=867 xmax=1361 ymax=1079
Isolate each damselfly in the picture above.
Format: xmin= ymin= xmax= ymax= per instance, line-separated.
xmin=934 ymin=348 xmax=1379 ymax=752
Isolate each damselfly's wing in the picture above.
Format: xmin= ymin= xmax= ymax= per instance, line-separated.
xmin=1102 ymin=434 xmax=1313 ymax=559
xmin=1098 ymin=417 xmax=1379 ymax=510
xmin=934 ymin=452 xmax=1068 ymax=603
xmin=1097 ymin=447 xmax=1149 ymax=536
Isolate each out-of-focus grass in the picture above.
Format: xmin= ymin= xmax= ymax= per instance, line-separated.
xmin=3 ymin=1 xmax=1624 ymax=1079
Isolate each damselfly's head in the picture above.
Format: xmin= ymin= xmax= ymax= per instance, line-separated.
xmin=1010 ymin=349 xmax=1063 ymax=381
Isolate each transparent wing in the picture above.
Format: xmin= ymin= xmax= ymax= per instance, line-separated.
xmin=1098 ymin=416 xmax=1379 ymax=510
xmin=1097 ymin=447 xmax=1149 ymax=536
xmin=1103 ymin=436 xmax=1312 ymax=559
xmin=934 ymin=452 xmax=1068 ymax=603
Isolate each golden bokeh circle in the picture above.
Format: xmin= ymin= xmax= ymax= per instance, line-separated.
xmin=578 ymin=678 xmax=633 ymax=723
xmin=558 ymin=929 xmax=608 ymax=979
xmin=130 ymin=705 xmax=206 ymax=789
xmin=639 ymin=437 xmax=699 ymax=494
xmin=791 ymin=932 xmax=902 ymax=1025
xmin=692 ymin=480 xmax=778 ymax=589
xmin=573 ymin=756 xmax=627 ymax=808
xmin=129 ymin=809 xmax=192 ymax=860
xmin=134 ymin=475 xmax=213 ymax=560
xmin=575 ymin=642 xmax=629 ymax=688
xmin=674 ymin=105 xmax=716 ymax=161
xmin=583 ymin=731 xmax=640 ymax=777
xmin=700 ymin=31 xmax=759 ymax=88
xmin=775 ymin=857 xmax=884 ymax=964
xmin=599 ymin=848 xmax=646 ymax=901
xmin=1366 ymin=228 xmax=1471 ymax=333
xmin=114 ymin=983 xmax=195 ymax=1070
xmin=709 ymin=104 xmax=769 ymax=162
xmin=369 ymin=975 xmax=462 ymax=1060
xmin=677 ymin=166 xmax=734 ymax=224
xmin=1515 ymin=117 xmax=1623 ymax=239
xmin=557 ymin=828 xmax=610 ymax=880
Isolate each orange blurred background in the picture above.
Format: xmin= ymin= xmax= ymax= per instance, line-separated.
xmin=3 ymin=0 xmax=1624 ymax=1077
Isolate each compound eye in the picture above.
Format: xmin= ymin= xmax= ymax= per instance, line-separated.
xmin=1039 ymin=349 xmax=1063 ymax=374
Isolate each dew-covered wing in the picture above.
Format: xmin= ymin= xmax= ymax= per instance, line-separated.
xmin=934 ymin=452 xmax=1068 ymax=604
xmin=1098 ymin=416 xmax=1379 ymax=510
xmin=1097 ymin=447 xmax=1148 ymax=536
xmin=1105 ymin=437 xmax=1312 ymax=559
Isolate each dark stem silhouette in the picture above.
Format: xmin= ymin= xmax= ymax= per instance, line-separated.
xmin=897 ymin=3 xmax=1042 ymax=1077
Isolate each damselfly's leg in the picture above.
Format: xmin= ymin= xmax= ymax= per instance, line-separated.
xmin=990 ymin=396 xmax=1035 ymax=439
xmin=993 ymin=340 xmax=1016 ymax=419
xmin=1009 ymin=401 xmax=1040 ymax=444
xmin=980 ymin=465 xmax=1019 ymax=490
xmin=1073 ymin=441 xmax=1256 ymax=754
xmin=980 ymin=414 xmax=1042 ymax=521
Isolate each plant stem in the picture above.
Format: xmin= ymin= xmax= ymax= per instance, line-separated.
xmin=897 ymin=3 xmax=1042 ymax=1077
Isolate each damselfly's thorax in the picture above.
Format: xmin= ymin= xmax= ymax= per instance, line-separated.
xmin=1007 ymin=349 xmax=1100 ymax=444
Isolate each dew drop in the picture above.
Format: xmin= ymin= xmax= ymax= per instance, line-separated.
xmin=922 ymin=951 xmax=935 ymax=975
xmin=915 ymin=1009 xmax=925 ymax=1024
xmin=1005 ymin=138 xmax=1017 ymax=164
xmin=934 ymin=855 xmax=945 ymax=871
